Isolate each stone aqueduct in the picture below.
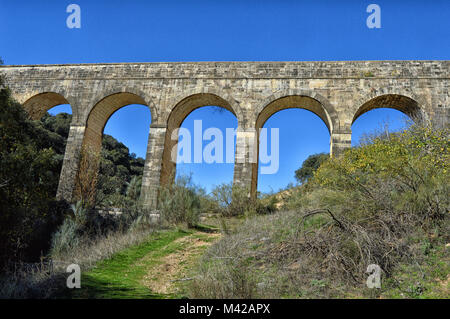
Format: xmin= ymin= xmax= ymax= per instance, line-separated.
xmin=1 ymin=61 xmax=449 ymax=208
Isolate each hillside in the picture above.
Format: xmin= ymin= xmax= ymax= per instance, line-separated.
xmin=187 ymin=124 xmax=450 ymax=298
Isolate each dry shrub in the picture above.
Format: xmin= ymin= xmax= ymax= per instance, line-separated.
xmin=0 ymin=264 xmax=67 ymax=299
xmin=189 ymin=123 xmax=449 ymax=298
xmin=74 ymin=145 xmax=100 ymax=208
xmin=50 ymin=227 xmax=156 ymax=269
xmin=211 ymin=183 xmax=277 ymax=217
xmin=158 ymin=174 xmax=203 ymax=228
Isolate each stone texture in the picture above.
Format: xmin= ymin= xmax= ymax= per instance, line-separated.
xmin=1 ymin=61 xmax=448 ymax=207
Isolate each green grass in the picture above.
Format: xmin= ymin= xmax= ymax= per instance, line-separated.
xmin=70 ymin=224 xmax=221 ymax=299
xmin=379 ymin=245 xmax=449 ymax=299
xmin=73 ymin=229 xmax=192 ymax=299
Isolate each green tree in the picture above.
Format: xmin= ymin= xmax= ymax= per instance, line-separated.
xmin=294 ymin=153 xmax=329 ymax=184
xmin=0 ymin=64 xmax=68 ymax=265
xmin=95 ymin=134 xmax=145 ymax=207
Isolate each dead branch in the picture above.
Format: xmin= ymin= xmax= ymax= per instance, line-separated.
xmin=300 ymin=209 xmax=346 ymax=230
xmin=0 ymin=179 xmax=9 ymax=188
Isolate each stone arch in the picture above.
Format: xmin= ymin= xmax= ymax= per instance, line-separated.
xmin=250 ymin=91 xmax=337 ymax=197
xmin=159 ymin=91 xmax=240 ymax=187
xmin=163 ymin=87 xmax=244 ymax=126
xmin=352 ymin=92 xmax=427 ymax=125
xmin=254 ymin=89 xmax=339 ymax=133
xmin=87 ymin=88 xmax=158 ymax=124
xmin=22 ymin=92 xmax=74 ymax=120
xmin=76 ymin=92 xmax=152 ymax=204
xmin=83 ymin=92 xmax=152 ymax=151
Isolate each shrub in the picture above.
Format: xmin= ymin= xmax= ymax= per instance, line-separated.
xmin=189 ymin=123 xmax=449 ymax=298
xmin=50 ymin=197 xmax=156 ymax=259
xmin=158 ymin=175 xmax=202 ymax=228
xmin=298 ymin=123 xmax=449 ymax=284
xmin=74 ymin=146 xmax=100 ymax=208
xmin=50 ymin=201 xmax=88 ymax=256
xmin=126 ymin=176 xmax=142 ymax=201
xmin=211 ymin=183 xmax=277 ymax=217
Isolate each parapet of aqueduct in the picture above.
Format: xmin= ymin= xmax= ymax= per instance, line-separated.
xmin=1 ymin=61 xmax=448 ymax=208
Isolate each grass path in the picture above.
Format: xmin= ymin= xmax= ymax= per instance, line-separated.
xmin=73 ymin=226 xmax=220 ymax=299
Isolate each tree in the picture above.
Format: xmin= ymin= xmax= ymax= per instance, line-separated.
xmin=294 ymin=153 xmax=329 ymax=184
xmin=0 ymin=58 xmax=147 ymax=265
xmin=0 ymin=64 xmax=68 ymax=265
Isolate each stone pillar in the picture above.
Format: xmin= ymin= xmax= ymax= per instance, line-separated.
xmin=140 ymin=124 xmax=167 ymax=210
xmin=430 ymin=106 xmax=449 ymax=129
xmin=233 ymin=127 xmax=257 ymax=195
xmin=56 ymin=124 xmax=86 ymax=202
xmin=330 ymin=130 xmax=352 ymax=157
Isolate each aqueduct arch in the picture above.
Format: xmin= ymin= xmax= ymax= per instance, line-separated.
xmin=160 ymin=93 xmax=238 ymax=187
xmin=20 ymin=92 xmax=77 ymax=201
xmin=350 ymin=93 xmax=426 ymax=145
xmin=139 ymin=92 xmax=241 ymax=208
xmin=83 ymin=92 xmax=151 ymax=154
xmin=353 ymin=93 xmax=425 ymax=125
xmin=75 ymin=92 xmax=151 ymax=203
xmin=253 ymin=91 xmax=338 ymax=132
xmin=1 ymin=60 xmax=448 ymax=208
xmin=23 ymin=92 xmax=72 ymax=120
xmin=250 ymin=94 xmax=336 ymax=197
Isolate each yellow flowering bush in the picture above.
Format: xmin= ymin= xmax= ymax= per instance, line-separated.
xmin=279 ymin=122 xmax=449 ymax=292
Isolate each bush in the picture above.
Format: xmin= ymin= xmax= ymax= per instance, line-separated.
xmin=211 ymin=183 xmax=277 ymax=217
xmin=189 ymin=123 xmax=449 ymax=298
xmin=158 ymin=175 xmax=203 ymax=228
xmin=50 ymin=201 xmax=89 ymax=257
xmin=50 ymin=197 xmax=159 ymax=258
xmin=0 ymin=77 xmax=71 ymax=267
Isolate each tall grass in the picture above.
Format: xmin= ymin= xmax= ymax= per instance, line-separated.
xmin=0 ymin=227 xmax=157 ymax=299
xmin=1 ymin=179 xmax=159 ymax=298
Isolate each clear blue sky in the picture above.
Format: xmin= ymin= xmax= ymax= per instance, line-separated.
xmin=1 ymin=1 xmax=449 ymax=193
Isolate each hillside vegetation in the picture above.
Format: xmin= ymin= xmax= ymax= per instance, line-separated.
xmin=189 ymin=124 xmax=449 ymax=298
xmin=0 ymin=86 xmax=146 ymax=268
xmin=1 ymin=79 xmax=69 ymax=266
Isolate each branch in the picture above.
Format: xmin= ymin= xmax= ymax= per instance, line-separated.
xmin=0 ymin=179 xmax=9 ymax=188
xmin=300 ymin=209 xmax=346 ymax=230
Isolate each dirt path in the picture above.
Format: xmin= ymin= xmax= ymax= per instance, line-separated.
xmin=140 ymin=232 xmax=220 ymax=295
xmin=76 ymin=228 xmax=221 ymax=298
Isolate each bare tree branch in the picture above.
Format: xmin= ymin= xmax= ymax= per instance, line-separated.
xmin=300 ymin=208 xmax=346 ymax=230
